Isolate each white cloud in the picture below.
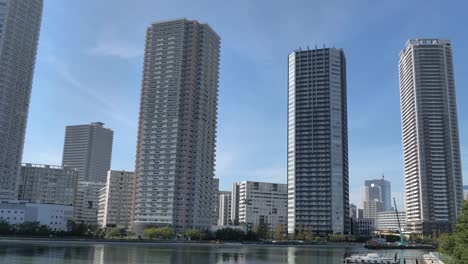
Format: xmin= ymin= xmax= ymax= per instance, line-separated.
xmin=87 ymin=38 xmax=142 ymax=59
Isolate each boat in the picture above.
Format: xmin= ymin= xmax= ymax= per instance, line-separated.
xmin=343 ymin=253 xmax=399 ymax=264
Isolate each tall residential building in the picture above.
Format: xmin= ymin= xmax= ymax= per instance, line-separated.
xmin=97 ymin=170 xmax=134 ymax=229
xmin=0 ymin=0 xmax=43 ymax=200
xmin=232 ymin=181 xmax=288 ymax=232
xmin=73 ymin=181 xmax=105 ymax=224
xmin=230 ymin=182 xmax=240 ymax=225
xmin=132 ymin=19 xmax=220 ymax=231
xmin=362 ymin=177 xmax=392 ymax=211
xmin=287 ymin=47 xmax=349 ymax=236
xmin=62 ymin=122 xmax=113 ymax=183
xmin=399 ymin=39 xmax=463 ymax=235
xmin=17 ymin=163 xmax=78 ymax=206
xmin=217 ymin=191 xmax=231 ymax=226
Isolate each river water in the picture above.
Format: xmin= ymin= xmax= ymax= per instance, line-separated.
xmin=0 ymin=240 xmax=428 ymax=264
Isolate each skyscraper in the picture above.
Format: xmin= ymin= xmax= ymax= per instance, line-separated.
xmin=287 ymin=47 xmax=349 ymax=236
xmin=399 ymin=39 xmax=463 ymax=235
xmin=62 ymin=122 xmax=113 ymax=183
xmin=132 ymin=19 xmax=220 ymax=231
xmin=363 ymin=177 xmax=392 ymax=211
xmin=0 ymin=0 xmax=43 ymax=200
xmin=218 ymin=191 xmax=231 ymax=226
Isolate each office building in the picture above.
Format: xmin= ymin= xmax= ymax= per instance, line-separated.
xmin=0 ymin=0 xmax=43 ymax=200
xmin=362 ymin=177 xmax=392 ymax=211
xmin=217 ymin=191 xmax=231 ymax=226
xmin=376 ymin=211 xmax=406 ymax=232
xmin=350 ymin=203 xmax=357 ymax=220
xmin=363 ymin=200 xmax=383 ymax=220
xmin=132 ymin=19 xmax=220 ymax=231
xmin=0 ymin=200 xmax=73 ymax=231
xmin=73 ymin=181 xmax=105 ymax=224
xmin=354 ymin=219 xmax=374 ymax=236
xmin=17 ymin=163 xmax=78 ymax=206
xmin=97 ymin=170 xmax=134 ymax=229
xmin=287 ymin=47 xmax=349 ymax=236
xmin=233 ymin=181 xmax=288 ymax=232
xmin=399 ymin=39 xmax=463 ymax=235
xmin=62 ymin=122 xmax=113 ymax=183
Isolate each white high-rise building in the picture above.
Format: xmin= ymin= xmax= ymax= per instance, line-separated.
xmin=287 ymin=48 xmax=349 ymax=236
xmin=0 ymin=0 xmax=43 ymax=200
xmin=132 ymin=19 xmax=220 ymax=231
xmin=98 ymin=170 xmax=134 ymax=229
xmin=217 ymin=191 xmax=231 ymax=226
xmin=399 ymin=39 xmax=463 ymax=235
xmin=232 ymin=181 xmax=288 ymax=233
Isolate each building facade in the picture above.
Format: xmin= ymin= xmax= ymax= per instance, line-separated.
xmin=132 ymin=19 xmax=220 ymax=231
xmin=399 ymin=39 xmax=463 ymax=235
xmin=363 ymin=200 xmax=384 ymax=221
xmin=97 ymin=170 xmax=134 ymax=229
xmin=233 ymin=181 xmax=288 ymax=233
xmin=362 ymin=177 xmax=392 ymax=211
xmin=73 ymin=181 xmax=105 ymax=224
xmin=0 ymin=0 xmax=43 ymax=200
xmin=287 ymin=47 xmax=349 ymax=236
xmin=62 ymin=122 xmax=113 ymax=183
xmin=217 ymin=191 xmax=231 ymax=226
xmin=376 ymin=211 xmax=406 ymax=232
xmin=17 ymin=163 xmax=78 ymax=206
xmin=0 ymin=200 xmax=73 ymax=231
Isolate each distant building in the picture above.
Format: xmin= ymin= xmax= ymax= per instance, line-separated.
xmin=362 ymin=177 xmax=392 ymax=211
xmin=464 ymin=186 xmax=468 ymax=200
xmin=0 ymin=0 xmax=44 ymax=200
xmin=233 ymin=181 xmax=287 ymax=233
xmin=132 ymin=19 xmax=220 ymax=231
xmin=17 ymin=163 xmax=78 ymax=206
xmin=287 ymin=47 xmax=349 ymax=236
xmin=97 ymin=171 xmax=134 ymax=229
xmin=62 ymin=122 xmax=113 ymax=183
xmin=363 ymin=200 xmax=383 ymax=220
xmin=73 ymin=181 xmax=105 ymax=224
xmin=358 ymin=209 xmax=364 ymax=219
xmin=354 ymin=219 xmax=374 ymax=236
xmin=0 ymin=200 xmax=73 ymax=231
xmin=376 ymin=211 xmax=406 ymax=232
xmin=230 ymin=183 xmax=240 ymax=225
xmin=218 ymin=191 xmax=231 ymax=226
xmin=350 ymin=203 xmax=357 ymax=220
xmin=399 ymin=39 xmax=463 ymax=235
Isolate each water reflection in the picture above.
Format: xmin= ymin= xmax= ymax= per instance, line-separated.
xmin=0 ymin=241 xmax=426 ymax=264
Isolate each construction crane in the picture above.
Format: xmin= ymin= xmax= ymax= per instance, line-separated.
xmin=393 ymin=197 xmax=405 ymax=245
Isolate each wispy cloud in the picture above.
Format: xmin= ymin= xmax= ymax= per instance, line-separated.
xmin=87 ymin=38 xmax=142 ymax=59
xmin=45 ymin=55 xmax=135 ymax=127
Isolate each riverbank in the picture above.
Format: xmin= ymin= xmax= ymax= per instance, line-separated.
xmin=0 ymin=236 xmax=368 ymax=248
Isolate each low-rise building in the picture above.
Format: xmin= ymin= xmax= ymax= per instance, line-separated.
xmin=97 ymin=171 xmax=134 ymax=229
xmin=0 ymin=200 xmax=73 ymax=231
xmin=18 ymin=163 xmax=78 ymax=206
xmin=218 ymin=191 xmax=231 ymax=226
xmin=232 ymin=181 xmax=287 ymax=233
xmin=353 ymin=218 xmax=374 ymax=236
xmin=363 ymin=200 xmax=383 ymax=220
xmin=74 ymin=181 xmax=105 ymax=224
xmin=376 ymin=211 xmax=406 ymax=232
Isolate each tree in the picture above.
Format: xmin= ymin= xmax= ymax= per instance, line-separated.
xmin=143 ymin=227 xmax=174 ymax=240
xmin=304 ymin=228 xmax=314 ymax=241
xmin=106 ymin=227 xmax=126 ymax=238
xmin=273 ymin=224 xmax=283 ymax=240
xmin=184 ymin=229 xmax=206 ymax=240
xmin=215 ymin=228 xmax=245 ymax=241
xmin=0 ymin=220 xmax=12 ymax=235
xmin=439 ymin=200 xmax=468 ymax=263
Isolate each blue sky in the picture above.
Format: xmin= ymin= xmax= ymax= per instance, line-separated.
xmin=23 ymin=0 xmax=468 ymax=208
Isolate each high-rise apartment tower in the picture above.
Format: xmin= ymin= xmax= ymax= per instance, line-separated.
xmin=287 ymin=47 xmax=349 ymax=236
xmin=132 ymin=19 xmax=220 ymax=231
xmin=0 ymin=0 xmax=43 ymax=200
xmin=399 ymin=39 xmax=463 ymax=235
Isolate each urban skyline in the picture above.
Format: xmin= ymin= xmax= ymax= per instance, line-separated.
xmin=17 ymin=1 xmax=468 ymax=210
